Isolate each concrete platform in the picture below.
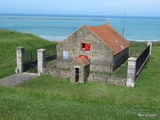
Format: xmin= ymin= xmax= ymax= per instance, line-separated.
xmin=0 ymin=73 xmax=37 ymax=86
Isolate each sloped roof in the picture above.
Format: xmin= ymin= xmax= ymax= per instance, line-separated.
xmin=71 ymin=56 xmax=90 ymax=66
xmin=88 ymin=23 xmax=130 ymax=55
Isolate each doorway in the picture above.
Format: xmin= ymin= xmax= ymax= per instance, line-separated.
xmin=75 ymin=68 xmax=79 ymax=82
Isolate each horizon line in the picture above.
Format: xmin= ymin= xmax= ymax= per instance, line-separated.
xmin=0 ymin=13 xmax=160 ymax=18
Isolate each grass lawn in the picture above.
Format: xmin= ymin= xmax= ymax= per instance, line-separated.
xmin=0 ymin=29 xmax=58 ymax=78
xmin=0 ymin=30 xmax=159 ymax=119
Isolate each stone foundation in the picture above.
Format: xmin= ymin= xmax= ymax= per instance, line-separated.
xmin=44 ymin=68 xmax=127 ymax=86
xmin=44 ymin=68 xmax=70 ymax=78
xmin=88 ymin=73 xmax=127 ymax=86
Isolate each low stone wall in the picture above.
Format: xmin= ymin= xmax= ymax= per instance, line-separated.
xmin=88 ymin=73 xmax=127 ymax=86
xmin=44 ymin=68 xmax=127 ymax=85
xmin=129 ymin=52 xmax=141 ymax=57
xmin=44 ymin=68 xmax=70 ymax=78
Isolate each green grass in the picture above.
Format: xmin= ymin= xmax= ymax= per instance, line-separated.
xmin=0 ymin=29 xmax=58 ymax=78
xmin=129 ymin=41 xmax=148 ymax=53
xmin=0 ymin=74 xmax=159 ymax=119
xmin=0 ymin=30 xmax=160 ymax=119
xmin=113 ymin=61 xmax=128 ymax=78
xmin=113 ymin=41 xmax=156 ymax=78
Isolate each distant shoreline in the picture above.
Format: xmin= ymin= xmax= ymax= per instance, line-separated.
xmin=0 ymin=17 xmax=110 ymax=21
xmin=39 ymin=35 xmax=160 ymax=42
xmin=1 ymin=14 xmax=160 ymax=41
xmin=38 ymin=35 xmax=65 ymax=41
xmin=38 ymin=34 xmax=160 ymax=42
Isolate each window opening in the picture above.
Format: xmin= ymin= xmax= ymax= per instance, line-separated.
xmin=82 ymin=43 xmax=86 ymax=49
xmin=63 ymin=51 xmax=68 ymax=59
xmin=75 ymin=68 xmax=79 ymax=82
xmin=80 ymin=42 xmax=90 ymax=51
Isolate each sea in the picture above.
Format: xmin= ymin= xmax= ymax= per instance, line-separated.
xmin=0 ymin=14 xmax=160 ymax=41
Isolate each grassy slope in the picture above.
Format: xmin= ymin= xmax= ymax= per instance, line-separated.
xmin=0 ymin=29 xmax=58 ymax=78
xmin=0 ymin=30 xmax=159 ymax=119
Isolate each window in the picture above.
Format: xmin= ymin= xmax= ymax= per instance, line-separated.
xmin=80 ymin=42 xmax=90 ymax=51
xmin=63 ymin=51 xmax=68 ymax=59
xmin=81 ymin=43 xmax=86 ymax=49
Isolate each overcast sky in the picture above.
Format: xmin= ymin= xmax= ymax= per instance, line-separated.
xmin=0 ymin=0 xmax=160 ymax=17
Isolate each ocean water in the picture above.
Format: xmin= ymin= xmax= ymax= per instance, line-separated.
xmin=0 ymin=14 xmax=160 ymax=41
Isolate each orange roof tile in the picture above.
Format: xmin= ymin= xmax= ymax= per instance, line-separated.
xmin=88 ymin=23 xmax=130 ymax=55
xmin=77 ymin=56 xmax=90 ymax=66
xmin=71 ymin=56 xmax=90 ymax=66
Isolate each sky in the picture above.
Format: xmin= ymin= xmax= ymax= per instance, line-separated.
xmin=0 ymin=0 xmax=160 ymax=17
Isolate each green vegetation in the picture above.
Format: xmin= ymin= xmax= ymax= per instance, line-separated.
xmin=0 ymin=29 xmax=58 ymax=78
xmin=113 ymin=41 xmax=153 ymax=78
xmin=0 ymin=30 xmax=160 ymax=119
xmin=129 ymin=41 xmax=147 ymax=52
xmin=0 ymin=72 xmax=159 ymax=119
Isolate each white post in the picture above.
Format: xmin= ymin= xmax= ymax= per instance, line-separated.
xmin=15 ymin=47 xmax=24 ymax=73
xmin=147 ymin=40 xmax=152 ymax=56
xmin=37 ymin=49 xmax=46 ymax=76
xmin=127 ymin=57 xmax=137 ymax=87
